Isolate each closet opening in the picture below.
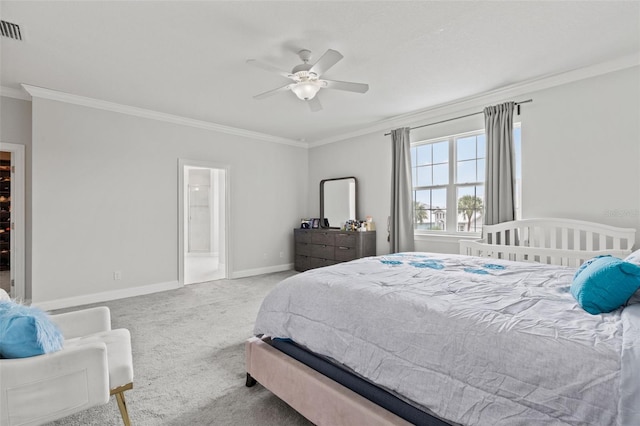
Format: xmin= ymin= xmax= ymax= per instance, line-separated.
xmin=0 ymin=143 xmax=24 ymax=301
xmin=0 ymin=152 xmax=11 ymax=295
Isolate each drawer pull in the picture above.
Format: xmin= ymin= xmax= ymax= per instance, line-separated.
xmin=338 ymin=246 xmax=350 ymax=250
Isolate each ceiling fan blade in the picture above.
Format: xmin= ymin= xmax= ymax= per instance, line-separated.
xmin=309 ymin=49 xmax=343 ymax=77
xmin=307 ymin=96 xmax=323 ymax=112
xmin=246 ymin=59 xmax=294 ymax=79
xmin=253 ymin=83 xmax=294 ymax=100
xmin=322 ymin=79 xmax=369 ymax=94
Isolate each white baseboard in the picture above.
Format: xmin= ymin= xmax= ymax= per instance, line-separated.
xmin=31 ymin=264 xmax=293 ymax=311
xmin=231 ymin=263 xmax=294 ymax=279
xmin=32 ymin=280 xmax=181 ymax=311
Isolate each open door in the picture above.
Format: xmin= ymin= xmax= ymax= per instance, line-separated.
xmin=178 ymin=159 xmax=229 ymax=285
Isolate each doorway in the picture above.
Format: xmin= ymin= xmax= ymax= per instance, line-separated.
xmin=179 ymin=160 xmax=228 ymax=285
xmin=0 ymin=152 xmax=10 ymax=294
xmin=0 ymin=143 xmax=25 ymax=300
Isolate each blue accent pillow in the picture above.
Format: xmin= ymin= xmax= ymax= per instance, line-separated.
xmin=0 ymin=300 xmax=64 ymax=358
xmin=570 ymin=256 xmax=640 ymax=315
xmin=573 ymin=255 xmax=610 ymax=280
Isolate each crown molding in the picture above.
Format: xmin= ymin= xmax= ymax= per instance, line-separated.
xmin=7 ymin=53 xmax=639 ymax=149
xmin=0 ymin=85 xmax=31 ymax=101
xmin=308 ymin=53 xmax=640 ymax=148
xmin=19 ymin=84 xmax=307 ymax=148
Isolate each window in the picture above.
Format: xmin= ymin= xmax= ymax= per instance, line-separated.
xmin=411 ymin=125 xmax=521 ymax=234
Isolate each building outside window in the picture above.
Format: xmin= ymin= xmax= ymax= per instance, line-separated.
xmin=411 ymin=125 xmax=521 ymax=235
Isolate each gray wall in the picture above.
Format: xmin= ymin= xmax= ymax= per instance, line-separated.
xmin=309 ymin=66 xmax=640 ymax=254
xmin=28 ymin=97 xmax=307 ymax=303
xmin=521 ymin=66 xmax=639 ymax=229
xmin=309 ymin=132 xmax=391 ymax=253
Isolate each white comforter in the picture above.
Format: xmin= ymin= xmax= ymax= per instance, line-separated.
xmin=254 ymin=253 xmax=640 ymax=425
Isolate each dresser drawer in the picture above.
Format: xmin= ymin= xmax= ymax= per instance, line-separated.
xmin=295 ymin=255 xmax=311 ymax=272
xmin=293 ymin=229 xmax=377 ymax=272
xmin=295 ymin=242 xmax=312 ymax=256
xmin=334 ymin=245 xmax=357 ymax=261
xmin=310 ymin=257 xmax=338 ymax=269
xmin=311 ymin=231 xmax=335 ymax=245
xmin=295 ymin=230 xmax=312 ymax=243
xmin=335 ymin=233 xmax=356 ymax=248
xmin=311 ymin=244 xmax=334 ymax=259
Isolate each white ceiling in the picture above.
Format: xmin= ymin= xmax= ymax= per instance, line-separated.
xmin=1 ymin=1 xmax=639 ymax=144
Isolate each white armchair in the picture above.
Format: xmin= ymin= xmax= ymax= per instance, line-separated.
xmin=0 ymin=306 xmax=134 ymax=426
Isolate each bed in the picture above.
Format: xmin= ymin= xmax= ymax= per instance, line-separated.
xmin=246 ymin=218 xmax=639 ymax=425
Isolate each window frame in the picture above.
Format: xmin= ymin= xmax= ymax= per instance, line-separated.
xmin=411 ymin=123 xmax=521 ymax=237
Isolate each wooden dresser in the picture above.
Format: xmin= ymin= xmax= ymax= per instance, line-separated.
xmin=294 ymin=229 xmax=376 ymax=272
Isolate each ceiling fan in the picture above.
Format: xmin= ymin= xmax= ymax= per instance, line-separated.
xmin=247 ymin=49 xmax=369 ymax=112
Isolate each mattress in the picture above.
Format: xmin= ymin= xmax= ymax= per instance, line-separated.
xmin=254 ymin=252 xmax=640 ymax=425
xmin=270 ymin=338 xmax=451 ymax=426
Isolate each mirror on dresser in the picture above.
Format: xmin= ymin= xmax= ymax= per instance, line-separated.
xmin=320 ymin=176 xmax=357 ymax=229
xmin=295 ymin=176 xmax=374 ymax=272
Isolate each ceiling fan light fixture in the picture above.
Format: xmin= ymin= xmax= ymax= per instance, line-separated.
xmin=291 ymin=81 xmax=321 ymax=100
xmin=248 ymin=48 xmax=368 ymax=110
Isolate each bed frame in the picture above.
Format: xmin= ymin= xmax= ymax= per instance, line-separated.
xmin=247 ymin=218 xmax=637 ymax=425
xmin=459 ymin=218 xmax=636 ymax=266
xmin=245 ymin=337 xmax=414 ymax=425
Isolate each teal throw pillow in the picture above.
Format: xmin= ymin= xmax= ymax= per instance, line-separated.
xmin=570 ymin=256 xmax=640 ymax=315
xmin=0 ymin=300 xmax=64 ymax=358
xmin=573 ymin=255 xmax=610 ymax=280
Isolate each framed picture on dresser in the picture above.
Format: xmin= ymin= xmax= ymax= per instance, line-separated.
xmin=311 ymin=218 xmax=320 ymax=229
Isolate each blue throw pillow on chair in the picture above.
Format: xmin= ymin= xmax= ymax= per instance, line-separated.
xmin=0 ymin=300 xmax=64 ymax=358
xmin=571 ymin=256 xmax=640 ymax=315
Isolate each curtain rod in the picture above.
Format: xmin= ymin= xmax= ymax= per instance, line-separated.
xmin=384 ymin=99 xmax=533 ymax=136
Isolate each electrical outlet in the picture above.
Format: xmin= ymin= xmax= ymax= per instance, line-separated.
xmin=113 ymin=271 xmax=122 ymax=280
xmin=279 ymin=251 xmax=284 ymax=258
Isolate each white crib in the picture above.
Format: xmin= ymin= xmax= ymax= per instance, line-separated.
xmin=459 ymin=218 xmax=637 ymax=267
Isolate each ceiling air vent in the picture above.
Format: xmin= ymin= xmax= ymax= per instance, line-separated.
xmin=1 ymin=20 xmax=22 ymax=40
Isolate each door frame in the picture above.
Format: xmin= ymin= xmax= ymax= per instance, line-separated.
xmin=178 ymin=159 xmax=230 ymax=285
xmin=0 ymin=142 xmax=25 ymax=300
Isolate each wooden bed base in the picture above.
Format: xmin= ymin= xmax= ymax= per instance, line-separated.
xmin=245 ymin=337 xmax=413 ymax=426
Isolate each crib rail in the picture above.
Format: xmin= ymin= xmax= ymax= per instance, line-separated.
xmin=459 ymin=218 xmax=636 ymax=266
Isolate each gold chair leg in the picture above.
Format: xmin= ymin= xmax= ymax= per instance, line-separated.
xmin=110 ymin=383 xmax=133 ymax=426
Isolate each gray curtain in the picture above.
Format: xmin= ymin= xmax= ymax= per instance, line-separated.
xmin=483 ymin=101 xmax=516 ymax=226
xmin=389 ymin=127 xmax=415 ymax=253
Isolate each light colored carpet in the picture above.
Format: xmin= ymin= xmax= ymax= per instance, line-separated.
xmin=48 ymin=271 xmax=313 ymax=426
